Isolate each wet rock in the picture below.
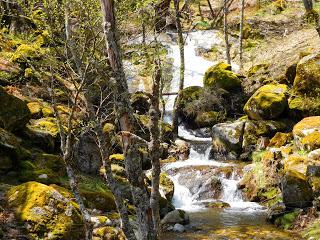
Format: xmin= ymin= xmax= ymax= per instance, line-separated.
xmin=173 ymin=223 xmax=185 ymax=232
xmin=0 ymin=87 xmax=31 ymax=131
xmin=281 ymin=172 xmax=313 ymax=208
xmin=206 ymin=200 xmax=231 ymax=209
xmin=169 ymin=139 xmax=190 ymax=160
xmin=211 ymin=120 xmax=245 ymax=160
xmin=161 ymin=209 xmax=190 ymax=226
xmin=243 ymin=84 xmax=288 ymax=120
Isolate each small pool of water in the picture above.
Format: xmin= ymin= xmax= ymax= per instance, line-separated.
xmin=162 ymin=208 xmax=301 ymax=240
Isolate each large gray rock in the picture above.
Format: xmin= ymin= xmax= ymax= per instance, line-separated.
xmin=281 ymin=172 xmax=313 ymax=208
xmin=211 ymin=120 xmax=246 ymax=160
xmin=161 ymin=209 xmax=190 ymax=226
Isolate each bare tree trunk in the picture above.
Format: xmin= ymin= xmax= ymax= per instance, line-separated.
xmin=239 ymin=0 xmax=245 ymax=70
xmin=99 ymin=1 xmax=155 ymax=239
xmin=149 ymin=62 xmax=162 ymax=236
xmin=95 ymin=128 xmax=137 ymax=240
xmin=207 ymin=0 xmax=215 ymax=19
xmin=52 ymin=93 xmax=93 ymax=240
xmin=172 ymin=0 xmax=185 ymax=140
xmin=223 ymin=0 xmax=231 ymax=65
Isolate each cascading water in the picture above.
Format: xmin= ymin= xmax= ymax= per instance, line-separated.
xmin=127 ymin=30 xmax=298 ymax=239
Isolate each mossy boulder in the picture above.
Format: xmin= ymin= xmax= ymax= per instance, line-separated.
xmin=206 ymin=201 xmax=230 ymax=209
xmin=293 ymin=116 xmax=320 ymax=151
xmin=274 ymin=210 xmax=300 ymax=230
xmin=27 ymin=102 xmax=42 ymax=118
xmin=27 ymin=117 xmax=60 ymax=137
xmin=159 ymin=173 xmax=174 ymax=201
xmin=288 ymin=95 xmax=320 ymax=117
xmin=134 ymin=114 xmax=173 ymax=143
xmin=203 ymin=62 xmax=241 ymax=91
xmin=244 ymin=84 xmax=288 ymax=120
xmin=268 ymin=132 xmax=293 ymax=148
xmin=131 ymin=91 xmax=150 ymax=114
xmin=281 ymin=172 xmax=313 ymax=208
xmin=0 ymin=87 xmax=31 ymax=131
xmin=284 ymin=155 xmax=309 ymax=177
xmin=194 ymin=111 xmax=226 ymax=128
xmin=7 ymin=181 xmax=84 ymax=239
xmin=293 ymin=53 xmax=320 ymax=94
xmin=19 ymin=153 xmax=65 ymax=184
xmin=93 ymin=226 xmax=125 ymax=240
xmin=176 ymin=86 xmax=203 ymax=119
xmin=247 ymin=63 xmax=270 ymax=77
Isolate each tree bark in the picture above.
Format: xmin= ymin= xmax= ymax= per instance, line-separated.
xmin=149 ymin=62 xmax=162 ymax=236
xmin=223 ymin=0 xmax=231 ymax=65
xmin=99 ymin=0 xmax=155 ymax=239
xmin=239 ymin=0 xmax=245 ymax=69
xmin=172 ymin=0 xmax=185 ymax=140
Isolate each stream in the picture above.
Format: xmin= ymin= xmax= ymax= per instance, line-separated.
xmin=127 ymin=30 xmax=300 ymax=239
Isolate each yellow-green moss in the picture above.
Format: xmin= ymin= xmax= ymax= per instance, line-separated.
xmin=27 ymin=102 xmax=42 ymax=117
xmin=159 ymin=172 xmax=174 ymax=201
xmin=194 ymin=111 xmax=226 ymax=128
xmin=103 ymin=123 xmax=116 ymax=135
xmin=301 ymin=132 xmax=320 ymax=151
xmin=94 ymin=226 xmax=125 ymax=240
xmin=7 ymin=181 xmax=84 ymax=239
xmin=203 ymin=62 xmax=241 ymax=91
xmin=244 ymin=84 xmax=288 ymax=120
xmin=293 ymin=53 xmax=320 ymax=94
xmin=284 ymin=155 xmax=309 ymax=178
xmin=247 ymin=64 xmax=269 ymax=77
xmin=274 ymin=210 xmax=300 ymax=230
xmin=269 ymin=132 xmax=293 ymax=148
xmin=293 ymin=116 xmax=320 ymax=138
xmin=27 ymin=117 xmax=60 ymax=137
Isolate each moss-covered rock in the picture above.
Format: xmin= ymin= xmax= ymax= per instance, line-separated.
xmin=7 ymin=181 xmax=84 ymax=239
xmin=284 ymin=155 xmax=309 ymax=177
xmin=293 ymin=116 xmax=320 ymax=151
xmin=93 ymin=226 xmax=125 ymax=240
xmin=293 ymin=53 xmax=320 ymax=94
xmin=176 ymin=86 xmax=203 ymax=119
xmin=203 ymin=62 xmax=241 ymax=91
xmin=288 ymin=95 xmax=320 ymax=117
xmin=134 ymin=114 xmax=173 ymax=143
xmin=19 ymin=153 xmax=65 ymax=184
xmin=159 ymin=172 xmax=174 ymax=201
xmin=268 ymin=132 xmax=293 ymax=148
xmin=27 ymin=117 xmax=60 ymax=137
xmin=274 ymin=210 xmax=300 ymax=230
xmin=0 ymin=87 xmax=31 ymax=131
xmin=206 ymin=201 xmax=230 ymax=209
xmin=27 ymin=101 xmax=42 ymax=118
xmin=131 ymin=91 xmax=150 ymax=114
xmin=194 ymin=111 xmax=226 ymax=128
xmin=244 ymin=84 xmax=288 ymax=120
xmin=247 ymin=63 xmax=270 ymax=77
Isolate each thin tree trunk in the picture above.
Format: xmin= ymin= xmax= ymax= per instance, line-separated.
xmin=239 ymin=0 xmax=245 ymax=69
xmin=149 ymin=62 xmax=162 ymax=236
xmin=207 ymin=0 xmax=215 ymax=19
xmin=172 ymin=0 xmax=185 ymax=139
xmin=223 ymin=0 xmax=231 ymax=65
xmin=99 ymin=1 xmax=155 ymax=239
xmin=95 ymin=128 xmax=137 ymax=240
